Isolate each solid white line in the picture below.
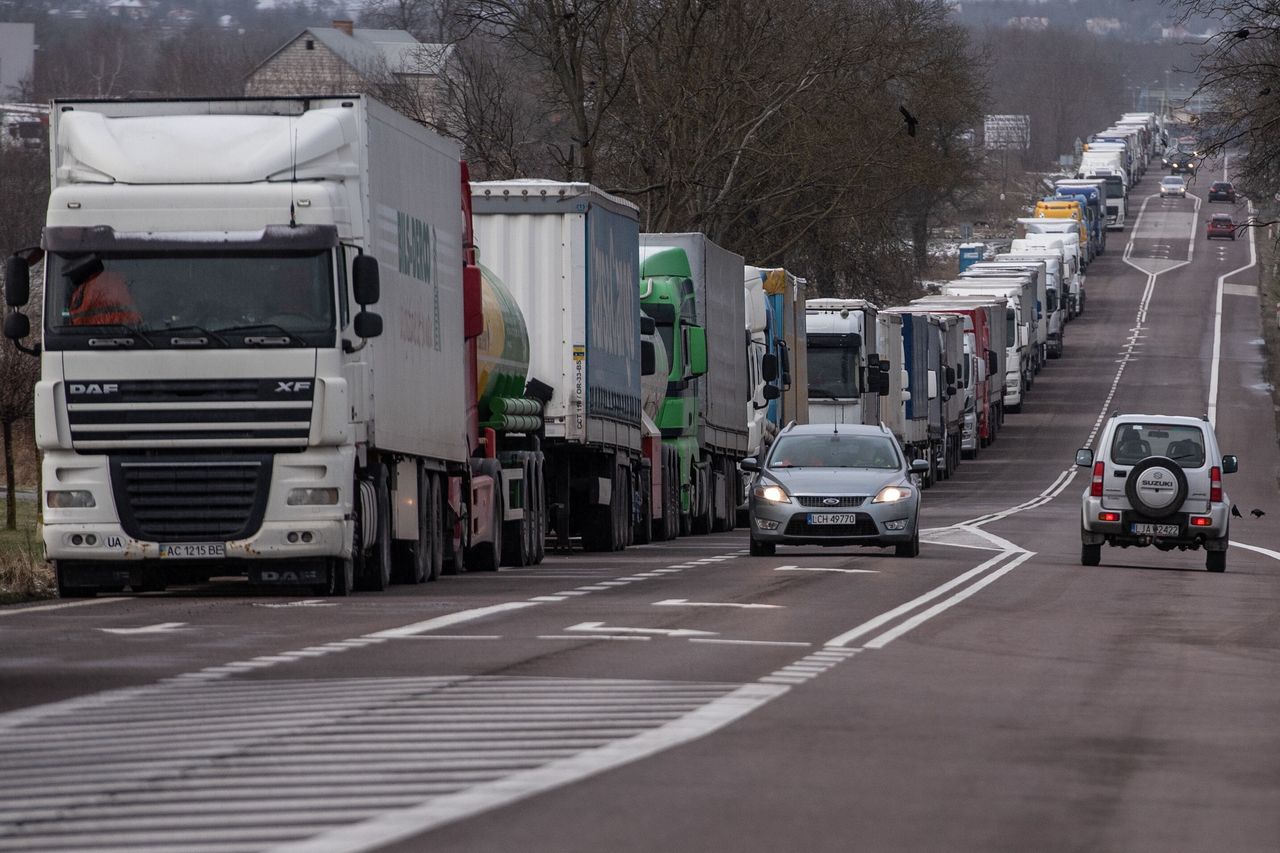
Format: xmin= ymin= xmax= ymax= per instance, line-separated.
xmin=824 ymin=550 xmax=1014 ymax=648
xmin=1230 ymin=541 xmax=1280 ymax=561
xmin=687 ymin=638 xmax=811 ymax=647
xmin=1209 ymin=198 xmax=1257 ymax=426
xmin=364 ymin=602 xmax=540 ymax=639
xmin=654 ymin=599 xmax=783 ymax=610
xmin=774 ymin=566 xmax=879 ymax=574
xmin=0 ymin=597 xmax=125 ymax=617
xmin=536 ymin=634 xmax=650 ymax=642
xmin=863 ymin=552 xmax=1036 ymax=649
xmin=264 ymin=684 xmax=788 ymax=853
xmin=397 ymin=635 xmax=502 ymax=641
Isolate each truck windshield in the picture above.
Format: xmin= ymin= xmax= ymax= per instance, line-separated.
xmin=1103 ymin=177 xmax=1123 ymax=198
xmin=806 ymin=339 xmax=860 ymax=399
xmin=45 ymin=250 xmax=336 ymax=348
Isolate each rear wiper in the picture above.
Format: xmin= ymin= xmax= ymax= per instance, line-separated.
xmin=156 ymin=325 xmax=230 ymax=347
xmin=212 ymin=323 xmax=299 ymax=346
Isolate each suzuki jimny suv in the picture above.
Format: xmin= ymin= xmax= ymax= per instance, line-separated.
xmin=1076 ymin=414 xmax=1237 ymax=572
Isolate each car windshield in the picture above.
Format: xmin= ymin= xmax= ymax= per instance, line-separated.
xmin=768 ymin=434 xmax=901 ymax=469
xmin=1162 ymin=178 xmax=1183 ymax=186
xmin=1110 ymin=424 xmax=1206 ymax=468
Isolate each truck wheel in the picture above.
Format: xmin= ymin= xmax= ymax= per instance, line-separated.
xmin=442 ymin=477 xmax=465 ymax=575
xmin=396 ymin=464 xmax=431 ymax=584
xmin=316 ymin=557 xmax=354 ymax=596
xmin=531 ymin=456 xmax=546 ymax=564
xmin=357 ymin=465 xmax=393 ymax=591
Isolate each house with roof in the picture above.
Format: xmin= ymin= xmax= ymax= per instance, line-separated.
xmin=245 ymin=21 xmax=454 ymax=123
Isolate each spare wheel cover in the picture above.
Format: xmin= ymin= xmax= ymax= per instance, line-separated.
xmin=1125 ymin=456 xmax=1188 ymax=518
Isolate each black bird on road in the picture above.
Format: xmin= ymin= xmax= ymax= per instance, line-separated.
xmin=1232 ymin=505 xmax=1242 ymax=518
xmin=1251 ymin=509 xmax=1266 ymax=518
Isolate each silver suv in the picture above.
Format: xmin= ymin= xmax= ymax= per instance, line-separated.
xmin=1076 ymin=414 xmax=1237 ymax=571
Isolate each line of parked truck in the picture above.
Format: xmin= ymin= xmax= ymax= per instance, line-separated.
xmin=0 ymin=97 xmax=1166 ymax=597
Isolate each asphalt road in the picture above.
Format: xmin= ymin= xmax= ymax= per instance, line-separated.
xmin=1 ymin=163 xmax=1278 ymax=853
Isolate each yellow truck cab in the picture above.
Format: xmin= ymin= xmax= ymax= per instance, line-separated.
xmin=1033 ymin=199 xmax=1090 ymax=261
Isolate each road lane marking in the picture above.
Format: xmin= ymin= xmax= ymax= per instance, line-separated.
xmin=398 ymin=635 xmax=503 ymax=641
xmin=364 ymin=602 xmax=540 ymax=639
xmin=1231 ymin=541 xmax=1280 ymax=561
xmin=565 ymin=622 xmax=715 ymax=638
xmin=774 ymin=566 xmax=879 ymax=574
xmin=862 ymin=552 xmax=1036 ymax=649
xmin=654 ymin=599 xmax=783 ymax=610
xmin=537 ymin=634 xmax=651 ymax=642
xmin=265 ymin=683 xmax=787 ymax=853
xmin=529 ymin=596 xmax=567 ymax=602
xmin=1209 ymin=197 xmax=1257 ymax=426
xmin=688 ymin=639 xmax=811 ymax=647
xmin=0 ymin=597 xmax=125 ymax=617
xmin=99 ymin=622 xmax=187 ymax=635
xmin=824 ymin=550 xmax=1016 ymax=648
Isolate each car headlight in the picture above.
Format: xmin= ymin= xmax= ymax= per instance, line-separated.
xmin=753 ymin=482 xmax=791 ymax=504
xmin=872 ymin=485 xmax=912 ymax=504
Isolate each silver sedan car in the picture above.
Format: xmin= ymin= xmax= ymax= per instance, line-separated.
xmin=744 ymin=423 xmax=928 ymax=557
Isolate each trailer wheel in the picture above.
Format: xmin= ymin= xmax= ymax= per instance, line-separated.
xmin=531 ymin=454 xmax=546 ymax=564
xmin=316 ymin=556 xmax=354 ymax=596
xmin=692 ymin=463 xmax=714 ymax=535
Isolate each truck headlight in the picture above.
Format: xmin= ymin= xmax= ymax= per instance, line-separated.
xmin=287 ymin=487 xmax=340 ymax=506
xmin=47 ymin=490 xmax=95 ymax=508
xmin=753 ymin=482 xmax=790 ymax=504
xmin=872 ymin=485 xmax=911 ymax=504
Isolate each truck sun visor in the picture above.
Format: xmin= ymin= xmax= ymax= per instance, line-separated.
xmin=44 ymin=224 xmax=340 ymax=254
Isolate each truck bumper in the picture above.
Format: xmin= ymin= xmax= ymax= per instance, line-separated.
xmin=42 ymin=446 xmax=354 ymax=562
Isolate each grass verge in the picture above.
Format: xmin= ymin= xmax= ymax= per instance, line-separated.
xmin=0 ymin=498 xmax=55 ymax=604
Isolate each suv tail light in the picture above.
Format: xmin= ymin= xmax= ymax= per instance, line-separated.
xmin=1090 ymin=462 xmax=1104 ymax=497
xmin=1209 ymin=466 xmax=1222 ymax=503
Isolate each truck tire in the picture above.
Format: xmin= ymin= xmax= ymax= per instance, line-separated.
xmin=443 ymin=477 xmax=465 ymax=575
xmin=665 ymin=448 xmax=680 ymax=540
xmin=692 ymin=464 xmax=713 ymax=535
xmin=531 ymin=456 xmax=546 ymax=564
xmin=316 ymin=557 xmax=354 ymax=596
xmin=357 ymin=464 xmax=393 ymax=591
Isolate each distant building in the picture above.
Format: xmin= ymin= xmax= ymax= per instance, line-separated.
xmin=245 ymin=21 xmax=453 ymax=123
xmin=0 ymin=22 xmax=36 ymax=99
xmin=1085 ymin=18 xmax=1123 ymax=37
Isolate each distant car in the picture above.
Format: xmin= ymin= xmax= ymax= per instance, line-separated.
xmin=1159 ymin=176 xmax=1187 ymax=198
xmin=1206 ymin=213 xmax=1236 ymax=240
xmin=1168 ymin=152 xmax=1197 ymax=174
xmin=1208 ymin=181 xmax=1236 ymax=202
xmin=744 ymin=422 xmax=928 ymax=557
xmin=1077 ymin=414 xmax=1237 ymax=572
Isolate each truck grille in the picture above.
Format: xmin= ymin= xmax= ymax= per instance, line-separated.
xmin=67 ymin=378 xmax=313 ymax=450
xmin=110 ymin=456 xmax=272 ymax=542
xmin=785 ymin=514 xmax=879 ymax=537
xmin=796 ymin=496 xmax=866 ymax=508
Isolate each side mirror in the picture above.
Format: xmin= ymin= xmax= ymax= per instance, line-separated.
xmin=877 ymin=372 xmax=890 ymax=396
xmin=761 ymin=352 xmax=779 ymax=382
xmin=945 ymin=365 xmax=956 ymax=385
xmin=879 ymin=359 xmax=890 ymax=374
xmin=1221 ymin=454 xmax=1238 ymax=474
xmin=5 ymin=256 xmax=30 ymax=307
xmin=686 ymin=325 xmax=708 ymax=376
xmin=740 ymin=457 xmax=760 ymax=472
xmin=4 ymin=311 xmax=31 ymax=341
xmin=763 ymin=384 xmax=781 ymax=401
xmin=641 ymin=340 xmax=656 ymax=376
xmin=909 ymin=459 xmax=930 ymax=473
xmin=779 ymin=342 xmax=792 ymax=388
xmin=640 ymin=315 xmax=656 ymax=335
xmin=353 ymin=310 xmax=383 ymax=339
xmin=352 ymin=255 xmax=381 ymax=305
xmin=1075 ymin=448 xmax=1094 ymax=467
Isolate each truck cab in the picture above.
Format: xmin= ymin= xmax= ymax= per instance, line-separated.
xmin=804 ymin=299 xmax=883 ymax=427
